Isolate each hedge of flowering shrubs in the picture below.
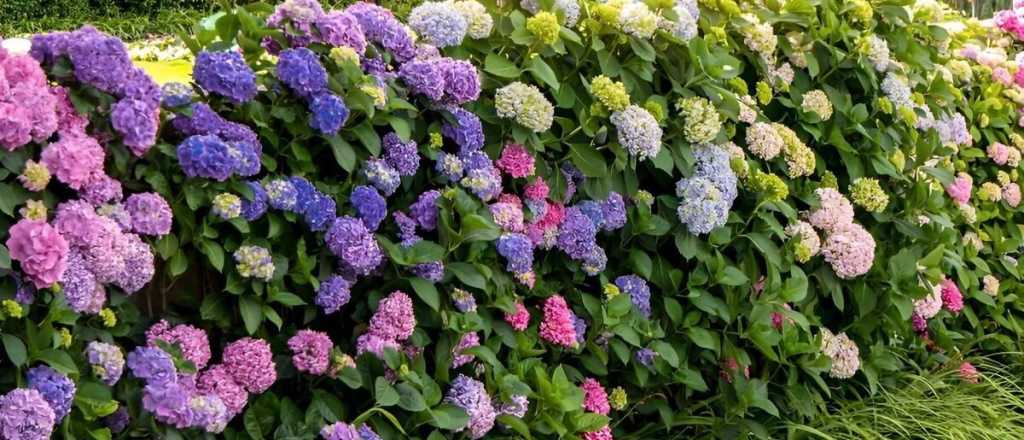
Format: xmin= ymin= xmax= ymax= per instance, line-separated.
xmin=2 ymin=0 xmax=1024 ymax=438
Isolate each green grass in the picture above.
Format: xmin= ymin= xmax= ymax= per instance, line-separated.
xmin=786 ymin=356 xmax=1024 ymax=440
xmin=0 ymin=8 xmax=205 ymax=41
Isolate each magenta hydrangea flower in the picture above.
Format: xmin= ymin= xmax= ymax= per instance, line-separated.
xmin=451 ymin=332 xmax=480 ymax=368
xmin=821 ymin=223 xmax=876 ymax=279
xmin=523 ymin=178 xmax=549 ymax=201
xmin=940 ymin=278 xmax=964 ymax=314
xmin=945 ymin=173 xmax=972 ymax=206
xmin=581 ymin=377 xmax=610 ymax=415
xmin=444 ymin=374 xmax=496 ymax=439
xmin=40 ymin=132 xmax=105 ymax=190
xmin=355 ymin=332 xmax=401 ymax=358
xmin=197 ymin=365 xmax=248 ymax=416
xmin=369 ymin=290 xmax=416 ymax=341
xmin=288 ymin=330 xmax=333 ymax=375
xmin=222 ymin=337 xmax=277 ymax=393
xmin=146 ymin=320 xmax=212 ymax=370
xmin=124 ymin=192 xmax=172 ymax=236
xmin=583 ymin=426 xmax=614 ymax=440
xmin=6 ymin=219 xmax=69 ymax=288
xmin=540 ymin=295 xmax=577 ymax=347
xmin=959 ymin=361 xmax=980 ymax=383
xmin=0 ymin=388 xmax=56 ymax=440
xmin=505 ymin=302 xmax=530 ymax=331
xmin=495 ymin=143 xmax=535 ymax=178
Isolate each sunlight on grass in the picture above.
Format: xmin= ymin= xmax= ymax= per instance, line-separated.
xmin=135 ymin=59 xmax=192 ymax=85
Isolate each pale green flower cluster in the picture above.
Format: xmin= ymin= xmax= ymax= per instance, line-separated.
xmin=677 ymin=96 xmax=722 ymax=144
xmin=619 ymin=1 xmax=659 ymax=39
xmin=495 ymin=82 xmax=555 ymax=132
xmin=801 ymin=89 xmax=833 ymax=121
xmin=775 ymin=123 xmax=815 ymax=178
xmin=849 ymin=178 xmax=889 ymax=212
xmin=527 ymin=11 xmax=560 ymax=45
xmin=454 ymin=0 xmax=493 ymax=39
xmin=590 ymin=75 xmax=630 ymax=112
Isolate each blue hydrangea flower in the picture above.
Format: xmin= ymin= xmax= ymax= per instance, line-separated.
xmin=309 ymin=94 xmax=349 ymax=134
xmin=290 ymin=176 xmax=317 ymax=214
xmin=351 ymin=185 xmax=387 ymax=231
xmin=265 ymin=179 xmax=299 ymax=211
xmin=556 ymin=207 xmax=598 ymax=260
xmin=577 ymin=200 xmax=605 ymax=229
xmin=363 ymin=158 xmax=401 ymax=197
xmin=442 ymin=106 xmax=485 ymax=154
xmin=304 ymin=191 xmax=338 ymax=232
xmin=193 ymin=51 xmax=258 ymax=104
xmin=161 ymin=82 xmax=194 ymax=108
xmin=675 ymin=177 xmax=730 ymax=235
xmin=600 ymin=192 xmax=626 ymax=231
xmin=241 ymin=181 xmax=269 ymax=221
xmin=27 ymin=365 xmax=76 ymax=422
xmin=277 ymin=47 xmax=329 ymax=99
xmin=177 ymin=135 xmax=239 ymax=181
xmin=497 ymin=233 xmax=534 ymax=274
xmin=412 ymin=261 xmax=445 ymax=282
xmin=316 ymin=274 xmax=352 ymax=314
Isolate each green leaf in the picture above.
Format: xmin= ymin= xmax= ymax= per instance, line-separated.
xmin=484 ymin=53 xmax=521 ymax=78
xmin=652 ymin=341 xmax=679 ymax=367
xmin=430 ymin=404 xmax=470 ymax=430
xmin=460 ymin=214 xmax=501 ymax=242
xmin=410 ymin=277 xmax=440 ymax=311
xmin=780 ymin=267 xmax=808 ymax=302
xmin=2 ymin=334 xmax=26 ymax=367
xmin=239 ymin=295 xmax=262 ymax=334
xmin=268 ymin=291 xmax=306 ymax=306
xmin=396 ymin=383 xmax=428 ymax=411
xmin=525 ymin=57 xmax=559 ymax=92
xmin=686 ymin=327 xmax=720 ymax=354
xmin=34 ymin=349 xmax=78 ymax=375
xmin=327 ymin=135 xmax=357 ymax=172
xmin=201 ymin=240 xmax=225 ymax=272
xmin=407 ymin=240 xmax=446 ymax=264
xmin=375 ymin=377 xmax=400 ymax=407
xmin=569 ymin=144 xmax=609 ymax=177
xmin=718 ymin=266 xmax=749 ymax=286
xmin=448 ymin=262 xmax=487 ymax=289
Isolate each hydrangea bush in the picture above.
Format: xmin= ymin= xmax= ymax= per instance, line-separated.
xmin=2 ymin=0 xmax=1024 ymax=438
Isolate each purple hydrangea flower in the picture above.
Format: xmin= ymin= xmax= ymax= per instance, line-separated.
xmin=65 ymin=27 xmax=133 ymax=95
xmin=241 ymin=181 xmax=269 ymax=221
xmin=497 ymin=233 xmax=534 ymax=274
xmin=127 ymin=346 xmax=176 ymax=385
xmin=451 ymin=288 xmax=477 ymax=312
xmin=291 ymin=176 xmax=318 ymax=215
xmin=556 ymin=207 xmax=598 ymax=260
xmin=600 ymin=192 xmax=627 ymax=231
xmin=277 ymin=48 xmax=329 ymax=99
xmin=265 ymin=179 xmax=299 ymax=211
xmin=193 ymin=51 xmax=257 ymax=104
xmin=561 ymin=163 xmax=583 ymax=202
xmin=399 ymin=59 xmax=445 ymax=101
xmin=60 ymin=250 xmax=101 ymax=314
xmin=111 ymin=98 xmax=159 ymax=156
xmin=27 ymin=365 xmax=76 ymax=422
xmin=444 ymin=374 xmax=496 ymax=439
xmin=498 ymin=394 xmax=529 ymax=418
xmin=141 ymin=380 xmax=191 ymax=427
xmin=409 ymin=190 xmax=441 ymax=231
xmin=104 ymin=407 xmax=130 ymax=433
xmin=435 ymin=152 xmax=465 ymax=182
xmin=442 ymin=106 xmax=485 ymax=153
xmin=305 ymin=191 xmax=338 ymax=232
xmin=573 ymin=315 xmax=587 ymax=344
xmin=412 ymin=261 xmax=445 ymax=282
xmin=81 ymin=175 xmax=123 ymax=206
xmin=86 ymin=341 xmax=125 ymax=386
xmin=351 ymin=185 xmax=387 ymax=231
xmin=394 ymin=211 xmax=421 ymax=247
xmin=383 ymin=133 xmax=420 ymax=176
xmin=161 ymin=82 xmax=194 ymax=108
xmin=451 ymin=331 xmax=480 ymax=367
xmin=124 ymin=192 xmax=172 ymax=236
xmin=437 ymin=58 xmax=481 ymax=105
xmin=577 ymin=200 xmax=605 ymax=229
xmin=363 ymin=159 xmax=401 ymax=197
xmin=316 ymin=11 xmax=368 ymax=53
xmin=345 ymin=2 xmax=416 ymax=62
xmin=177 ymin=135 xmax=239 ymax=181
xmin=309 ymin=94 xmax=349 ymax=134
xmin=0 ymin=388 xmax=56 ymax=440
xmin=316 ymin=274 xmax=352 ymax=314
xmin=615 ymin=274 xmax=651 ymax=318
xmin=635 ymin=347 xmax=658 ymax=367
xmin=325 ymin=216 xmax=383 ymax=276
xmin=114 ymin=233 xmax=155 ymax=294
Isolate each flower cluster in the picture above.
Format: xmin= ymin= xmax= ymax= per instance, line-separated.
xmin=676 ymin=145 xmax=738 ymax=235
xmin=444 ymin=374 xmax=496 ymax=439
xmin=173 ymin=103 xmax=263 ymax=181
xmin=820 ymin=328 xmax=860 ymax=379
xmin=611 ymin=105 xmax=663 ymax=160
xmin=356 ymin=291 xmax=416 ymax=357
xmin=495 ymin=82 xmax=554 ymax=132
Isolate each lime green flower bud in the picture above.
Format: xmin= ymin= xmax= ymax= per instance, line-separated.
xmin=590 ymin=75 xmax=630 ymax=112
xmin=429 ymin=132 xmax=444 ymax=149
xmin=609 ymin=386 xmax=628 ymax=410
xmin=2 ymin=300 xmax=23 ymax=319
xmin=979 ymin=113 xmax=990 ymax=128
xmin=717 ymin=0 xmax=740 ymax=16
xmin=527 ymin=12 xmax=560 ymax=45
xmin=18 ymin=160 xmax=51 ymax=192
xmin=329 ymin=46 xmax=360 ymax=66
xmin=998 ymin=171 xmax=1012 ymax=186
xmin=877 ymin=97 xmax=893 ymax=114
xmin=819 ymin=171 xmax=839 ymax=189
xmin=848 ymin=0 xmax=873 ymax=23
xmin=643 ymin=100 xmax=665 ymax=123
xmin=590 ymin=102 xmax=610 ymax=118
xmin=756 ymin=81 xmax=773 ymax=105
xmin=100 ymin=308 xmax=117 ymax=328
xmin=634 ymin=190 xmax=654 ymax=207
xmin=359 ymin=83 xmax=388 ymax=109
xmin=890 ymin=150 xmax=906 ymax=171
xmin=603 ymin=283 xmax=620 ymax=300
xmin=748 ymin=169 xmax=789 ymax=202
xmin=850 ymin=178 xmax=889 ymax=212
xmin=58 ymin=328 xmax=72 ymax=348
xmin=897 ymin=106 xmax=918 ymax=126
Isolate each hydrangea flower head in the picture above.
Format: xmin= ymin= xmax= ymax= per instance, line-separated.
xmin=308 ymin=94 xmax=349 ymax=135
xmin=233 ymin=245 xmax=275 ymax=281
xmin=849 ymin=178 xmax=888 ymax=213
xmin=369 ymin=290 xmax=417 ymax=341
xmin=590 ymin=75 xmax=630 ymax=112
xmin=276 ymin=48 xmax=329 ymax=99
xmin=940 ymin=278 xmax=963 ymax=314
xmin=125 ymin=192 xmax=172 ymax=236
xmin=222 ymin=337 xmax=277 ymax=393
xmin=495 ymin=82 xmax=554 ymax=132
xmin=27 ymin=365 xmax=76 ymax=421
xmin=505 ymin=301 xmax=530 ymax=331
xmin=495 ymin=143 xmax=535 ymax=178
xmin=677 ymin=96 xmax=721 ymax=143
xmin=350 ymin=185 xmax=387 ymax=231
xmin=325 ymin=216 xmax=383 ymax=276
xmin=444 ymin=374 xmax=496 ymax=439
xmin=821 ymin=223 xmax=875 ymax=279
xmin=615 ymin=275 xmax=651 ymax=318
xmin=526 ymin=11 xmax=560 ymax=45
xmin=193 ymin=51 xmax=257 ymax=103
xmin=820 ymin=328 xmax=860 ymax=379
xmin=6 ymin=219 xmax=68 ymax=288
xmin=539 ymin=295 xmax=577 ymax=348
xmin=581 ymin=378 xmax=610 ymax=415
xmin=146 ymin=319 xmax=212 ymax=370
xmin=611 ymin=105 xmax=662 ymax=160
xmin=409 ymin=1 xmax=468 ymax=48
xmin=806 ymin=188 xmax=855 ymax=233
xmin=0 ymin=388 xmax=56 ymax=440
xmin=86 ymin=341 xmax=125 ymax=386
xmin=288 ymin=330 xmax=333 ymax=375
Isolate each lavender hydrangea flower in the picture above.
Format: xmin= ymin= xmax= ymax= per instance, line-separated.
xmin=410 ymin=190 xmax=442 ymax=231
xmin=383 ymin=133 xmax=420 ymax=176
xmin=104 ymin=407 xmax=130 ymax=433
xmin=127 ymin=346 xmax=176 ymax=385
xmin=241 ymin=181 xmax=269 ymax=221
xmin=277 ymin=48 xmax=329 ymax=99
xmin=346 ymin=2 xmax=416 ymax=62
xmin=557 ymin=207 xmax=598 ymax=260
xmin=600 ymin=192 xmax=626 ymax=231
xmin=27 ymin=365 xmax=76 ymax=422
xmin=351 ymin=185 xmax=387 ymax=231
xmin=444 ymin=374 xmax=496 ymax=439
xmin=66 ymin=27 xmax=133 ymax=94
xmin=317 ymin=274 xmax=352 ymax=314
xmin=111 ymin=98 xmax=159 ymax=156
xmin=309 ymin=94 xmax=349 ymax=134
xmin=634 ymin=347 xmax=658 ymax=367
xmin=438 ymin=58 xmax=481 ymax=105
xmin=325 ymin=216 xmax=383 ymax=276
xmin=412 ymin=261 xmax=445 ymax=282
xmin=60 ymin=250 xmax=101 ymax=313
xmin=114 ymin=233 xmax=155 ymax=294
xmin=675 ymin=177 xmax=730 ymax=235
xmin=615 ymin=275 xmax=651 ymax=318
xmin=409 ymin=1 xmax=468 ymax=48
xmin=436 ymin=152 xmax=465 ymax=182
xmin=161 ymin=82 xmax=194 ymax=108
xmin=317 ymin=11 xmax=368 ymax=53
xmin=451 ymin=288 xmax=477 ymax=312
xmin=399 ymin=59 xmax=445 ymax=101
xmin=0 ymin=388 xmax=56 ymax=440
xmin=611 ymin=105 xmax=662 ymax=160
xmin=442 ymin=107 xmax=485 ymax=153
xmin=266 ymin=179 xmax=299 ymax=211
xmin=573 ymin=315 xmax=587 ymax=344
xmin=86 ymin=341 xmax=125 ymax=386
xmin=577 ymin=200 xmax=605 ymax=229
xmin=498 ymin=394 xmax=529 ymax=418
xmin=124 ymin=192 xmax=172 ymax=236
xmin=497 ymin=233 xmax=534 ymax=274
xmin=193 ymin=51 xmax=257 ymax=104
xmin=363 ymin=159 xmax=401 ymax=197
xmin=394 ymin=211 xmax=421 ymax=247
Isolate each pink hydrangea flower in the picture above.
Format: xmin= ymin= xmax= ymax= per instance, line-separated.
xmin=523 ymin=178 xmax=549 ymax=201
xmin=222 ymin=337 xmax=277 ymax=393
xmin=959 ymin=361 xmax=980 ymax=384
xmin=945 ymin=173 xmax=972 ymax=206
xmin=146 ymin=319 xmax=212 ymax=370
xmin=580 ymin=378 xmax=610 ymax=415
xmin=451 ymin=332 xmax=480 ymax=368
xmin=993 ymin=67 xmax=1013 ymax=86
xmin=40 ymin=133 xmax=105 ymax=190
xmin=505 ymin=302 xmax=530 ymax=331
xmin=0 ymin=103 xmax=33 ymax=150
xmin=368 ymin=290 xmax=416 ymax=341
xmin=805 ymin=188 xmax=854 ymax=233
xmin=539 ymin=295 xmax=577 ymax=348
xmin=495 ymin=143 xmax=535 ymax=178
xmin=287 ymin=330 xmax=333 ymax=375
xmin=821 ymin=223 xmax=876 ymax=279
xmin=355 ymin=332 xmax=401 ymax=357
xmin=583 ymin=426 xmax=613 ymax=440
xmin=489 ymin=202 xmax=524 ymax=232
xmin=197 ymin=365 xmax=249 ymax=415
xmin=6 ymin=219 xmax=69 ymax=288
xmin=51 ymin=86 xmax=88 ymax=135
xmin=1003 ymin=182 xmax=1021 ymax=207
xmin=940 ymin=278 xmax=963 ymax=314
xmin=988 ymin=142 xmax=1011 ymax=165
